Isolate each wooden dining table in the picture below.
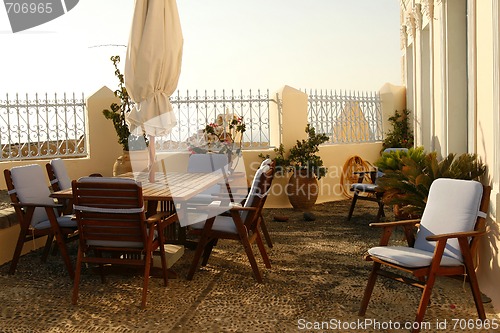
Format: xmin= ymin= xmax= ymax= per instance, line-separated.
xmin=51 ymin=171 xmax=225 ymax=247
xmin=52 ymin=171 xmax=223 ymax=204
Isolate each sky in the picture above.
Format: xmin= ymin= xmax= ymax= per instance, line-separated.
xmin=0 ymin=0 xmax=402 ymax=97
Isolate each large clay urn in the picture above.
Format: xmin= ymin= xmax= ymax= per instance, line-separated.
xmin=113 ymin=150 xmax=149 ymax=176
xmin=286 ymin=168 xmax=319 ymax=210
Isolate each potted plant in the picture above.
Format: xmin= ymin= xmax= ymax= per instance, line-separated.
xmin=261 ymin=124 xmax=329 ymax=210
xmin=375 ymin=148 xmax=486 ymax=218
xmin=382 ymin=109 xmax=414 ymax=151
xmin=102 ymin=56 xmax=148 ymax=175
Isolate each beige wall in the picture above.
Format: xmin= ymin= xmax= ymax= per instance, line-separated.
xmin=0 ymin=83 xmax=399 ymax=266
xmin=401 ymin=0 xmax=500 ymax=313
xmin=474 ymin=0 xmax=500 ymax=314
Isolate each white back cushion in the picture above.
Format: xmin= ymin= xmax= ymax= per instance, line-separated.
xmin=50 ymin=158 xmax=71 ymax=190
xmin=260 ymin=158 xmax=272 ymax=168
xmin=187 ymin=154 xmax=229 ymax=173
xmin=77 ymin=176 xmax=141 ymax=186
xmin=241 ymin=165 xmax=270 ymax=221
xmin=11 ymin=164 xmax=54 ymax=226
xmin=414 ymin=178 xmax=483 ymax=262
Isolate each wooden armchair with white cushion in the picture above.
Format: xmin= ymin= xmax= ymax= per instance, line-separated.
xmin=358 ymin=178 xmax=490 ymax=333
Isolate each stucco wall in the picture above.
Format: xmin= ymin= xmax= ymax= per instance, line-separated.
xmin=0 ymin=83 xmax=401 ymax=266
xmin=474 ymin=0 xmax=500 ymax=314
xmin=401 ymin=0 xmax=500 ymax=313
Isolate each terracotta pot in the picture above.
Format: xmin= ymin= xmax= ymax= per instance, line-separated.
xmin=113 ymin=150 xmax=149 ymax=176
xmin=286 ymin=169 xmax=319 ymax=210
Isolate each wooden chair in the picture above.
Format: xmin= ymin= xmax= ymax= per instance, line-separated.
xmin=347 ymin=148 xmax=408 ymax=222
xmin=208 ymin=157 xmax=274 ymax=248
xmin=46 ymin=158 xmax=102 ymax=214
xmin=71 ymin=177 xmax=177 ymax=308
xmin=186 ymin=162 xmax=275 ymax=282
xmin=359 ymin=178 xmax=490 ymax=333
xmin=4 ymin=164 xmax=77 ymax=278
xmin=347 ymin=169 xmax=385 ymax=222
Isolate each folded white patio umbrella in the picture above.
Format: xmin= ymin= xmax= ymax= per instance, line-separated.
xmin=125 ymin=0 xmax=183 ymax=182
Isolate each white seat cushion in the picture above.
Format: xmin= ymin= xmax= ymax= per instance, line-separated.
xmin=368 ymin=245 xmax=463 ymax=267
xmin=11 ymin=164 xmax=58 ymax=227
xmin=50 ymin=158 xmax=72 ymax=190
xmin=351 ymin=183 xmax=377 ymax=193
xmin=190 ymin=215 xmax=237 ymax=234
xmin=260 ymin=158 xmax=272 ymax=168
xmin=77 ymin=176 xmax=140 ymax=185
xmin=32 ymin=214 xmax=77 ymax=230
xmin=414 ymin=178 xmax=483 ymax=262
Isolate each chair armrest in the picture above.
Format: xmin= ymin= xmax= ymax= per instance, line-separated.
xmin=211 ymin=193 xmax=247 ymax=200
xmin=147 ymin=212 xmax=178 ymax=231
xmin=370 ymin=219 xmax=420 ymax=247
xmin=369 ymin=219 xmax=421 ymax=228
xmin=11 ymin=202 xmax=63 ymax=209
xmin=426 ymin=229 xmax=485 ymax=242
xmin=353 ymin=170 xmax=378 ymax=184
xmin=146 ymin=211 xmax=172 ymax=223
xmin=194 ymin=205 xmax=257 ymax=214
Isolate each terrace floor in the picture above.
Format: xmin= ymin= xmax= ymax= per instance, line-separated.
xmin=0 ymin=200 xmax=498 ymax=332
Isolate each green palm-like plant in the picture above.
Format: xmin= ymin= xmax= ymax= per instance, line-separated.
xmin=376 ymin=150 xmax=486 ymax=217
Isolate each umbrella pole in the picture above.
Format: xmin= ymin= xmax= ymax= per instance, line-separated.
xmin=148 ymin=135 xmax=156 ymax=182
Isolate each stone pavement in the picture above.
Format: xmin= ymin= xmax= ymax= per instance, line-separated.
xmin=0 ymin=200 xmax=498 ymax=333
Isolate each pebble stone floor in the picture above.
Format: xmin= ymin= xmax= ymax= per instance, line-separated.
xmin=0 ymin=199 xmax=498 ymax=333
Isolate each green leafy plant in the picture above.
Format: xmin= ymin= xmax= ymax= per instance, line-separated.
xmin=259 ymin=124 xmax=329 ymax=179
xmin=382 ymin=109 xmax=414 ymax=150
xmin=376 ymin=150 xmax=486 ymax=217
xmin=102 ymin=55 xmax=147 ymax=151
xmin=375 ymin=146 xmax=426 ymax=172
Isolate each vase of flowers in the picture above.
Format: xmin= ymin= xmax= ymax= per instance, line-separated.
xmin=187 ymin=110 xmax=246 ymax=170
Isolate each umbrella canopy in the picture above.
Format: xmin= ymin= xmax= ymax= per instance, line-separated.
xmin=125 ymin=0 xmax=183 ymax=180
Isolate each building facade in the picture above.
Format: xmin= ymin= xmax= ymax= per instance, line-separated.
xmin=400 ymin=0 xmax=500 ymax=312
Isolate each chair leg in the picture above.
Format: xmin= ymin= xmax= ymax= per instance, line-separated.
xmin=413 ymin=274 xmax=437 ymax=333
xmin=255 ymin=232 xmax=271 ymax=268
xmin=141 ymin=251 xmax=152 ymax=309
xmin=46 ymin=209 xmax=75 ymax=279
xmin=187 ymin=233 xmax=211 ymax=280
xmin=158 ymin=244 xmax=168 ymax=287
xmin=375 ymin=197 xmax=385 ymax=222
xmin=201 ymin=239 xmax=217 ymax=267
xmin=53 ymin=230 xmax=75 ymax=279
xmin=347 ymin=192 xmax=359 ymax=221
xmin=72 ymin=246 xmax=84 ymax=305
xmin=9 ymin=226 xmax=29 ymax=275
xmin=259 ymin=214 xmax=273 ymax=248
xmin=459 ymin=238 xmax=486 ymax=319
xmin=359 ymin=262 xmax=381 ymax=316
xmin=240 ymin=234 xmax=263 ymax=283
xmin=41 ymin=234 xmax=54 ymax=262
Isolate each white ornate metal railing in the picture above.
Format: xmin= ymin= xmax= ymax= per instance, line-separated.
xmin=307 ymin=89 xmax=383 ymax=144
xmin=0 ymin=89 xmax=382 ymax=161
xmin=158 ymin=89 xmax=275 ymax=151
xmin=0 ymin=93 xmax=87 ymax=161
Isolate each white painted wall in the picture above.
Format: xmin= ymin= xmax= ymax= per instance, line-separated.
xmin=401 ymin=0 xmax=500 ymax=313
